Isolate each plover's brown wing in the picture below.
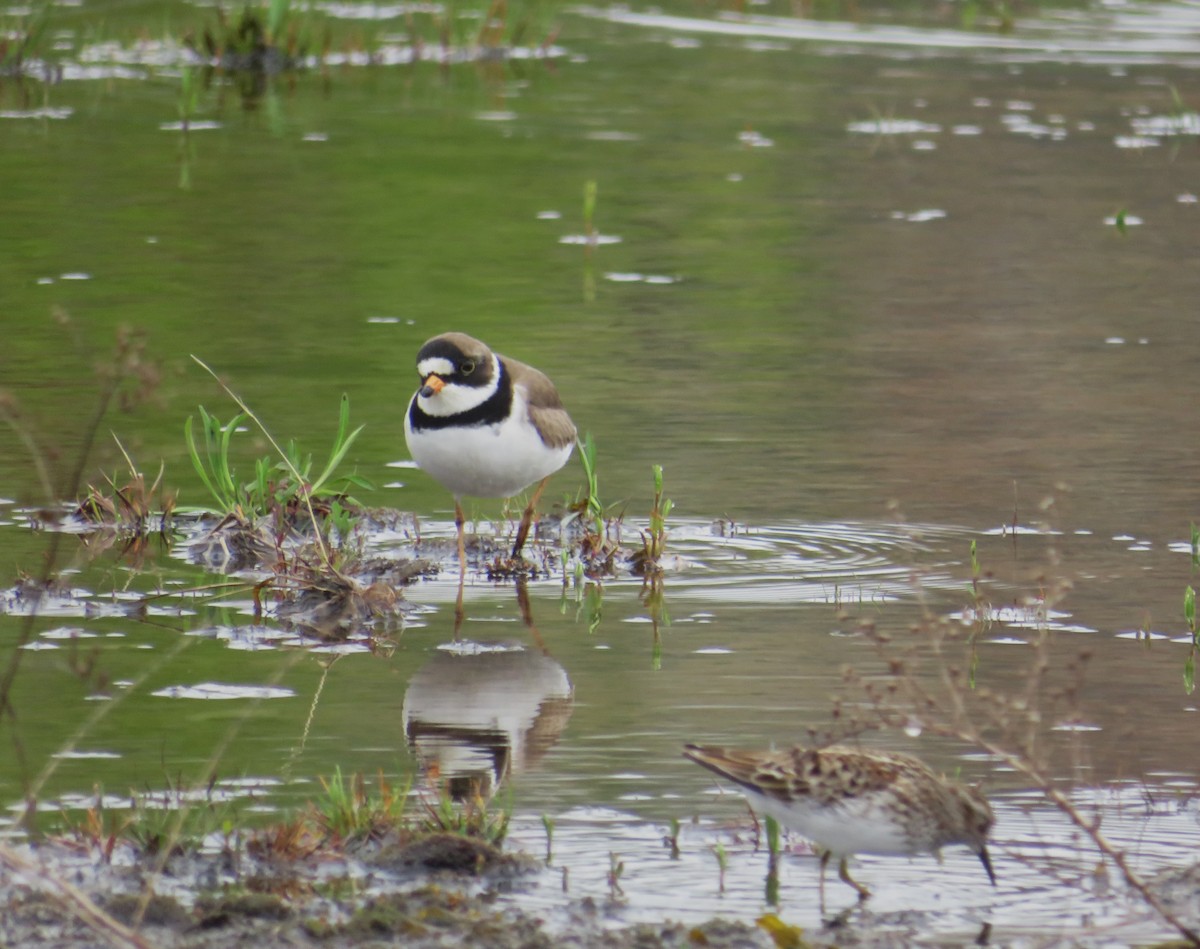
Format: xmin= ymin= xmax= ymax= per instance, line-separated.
xmin=503 ymin=355 xmax=577 ymax=450
xmin=528 ymin=404 xmax=576 ymax=450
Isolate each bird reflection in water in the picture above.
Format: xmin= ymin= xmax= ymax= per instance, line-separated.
xmin=403 ymin=642 xmax=574 ymax=801
xmin=403 ymin=585 xmax=574 ymax=801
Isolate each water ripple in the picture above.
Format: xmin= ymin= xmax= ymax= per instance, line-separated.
xmin=578 ymin=3 xmax=1200 ymax=65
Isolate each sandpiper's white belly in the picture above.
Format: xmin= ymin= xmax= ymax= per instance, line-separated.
xmin=754 ymin=794 xmax=917 ymax=857
xmin=405 ymin=391 xmax=574 ymax=499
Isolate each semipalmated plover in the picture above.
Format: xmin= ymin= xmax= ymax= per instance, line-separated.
xmin=404 ymin=332 xmax=576 ymax=574
xmin=683 ymin=742 xmax=995 ymax=901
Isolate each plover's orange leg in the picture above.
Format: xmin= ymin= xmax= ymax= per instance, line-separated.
xmin=454 ymin=498 xmax=467 ymax=638
xmin=454 ymin=498 xmax=467 ymax=579
xmin=514 ymin=579 xmax=548 ymax=653
xmin=512 ymin=476 xmax=550 ymax=558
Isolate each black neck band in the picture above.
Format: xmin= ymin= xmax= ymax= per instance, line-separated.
xmin=408 ymin=361 xmax=513 ymax=432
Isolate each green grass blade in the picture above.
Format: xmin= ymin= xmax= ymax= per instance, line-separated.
xmin=268 ymin=0 xmax=291 ymax=40
xmin=184 ymin=414 xmax=226 ymax=510
xmin=311 ymin=396 xmax=364 ymax=494
xmin=215 ymin=412 xmax=246 ymax=504
xmin=765 ymin=815 xmax=780 ymax=855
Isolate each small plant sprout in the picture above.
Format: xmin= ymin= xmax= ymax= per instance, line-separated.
xmin=969 ymin=538 xmax=981 ymax=598
xmin=633 ymin=464 xmax=672 ymax=577
xmin=177 ymin=65 xmax=201 ymax=131
xmin=714 ymin=839 xmax=728 ymax=893
xmin=579 ymin=581 xmax=604 ymax=635
xmin=649 ymin=464 xmax=673 ymax=553
xmin=1186 ymin=523 xmax=1199 ymax=694
xmin=572 ymin=432 xmax=621 ymax=575
xmin=577 ymin=431 xmax=605 ymax=538
xmin=607 ymin=851 xmax=625 ymax=898
xmin=541 ymin=813 xmax=554 ymax=863
xmin=967 ymin=538 xmax=986 ymax=686
xmin=316 ymin=767 xmax=411 ymax=842
xmin=663 ymin=817 xmax=681 ymax=858
xmin=1184 ymin=585 xmax=1197 ymax=694
xmin=583 ymin=179 xmax=598 ymax=243
xmin=420 ymin=786 xmax=510 ymax=846
xmin=64 ymin=790 xmax=129 ymax=864
xmin=765 ymin=814 xmax=780 ymax=858
xmin=764 ymin=851 xmax=781 ymax=908
xmin=76 ymin=438 xmax=176 ymax=538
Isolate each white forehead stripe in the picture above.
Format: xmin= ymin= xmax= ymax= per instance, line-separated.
xmin=417 ymin=356 xmax=456 ymax=378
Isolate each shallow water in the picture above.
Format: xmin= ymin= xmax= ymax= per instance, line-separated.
xmin=3 ymin=0 xmax=1200 ymax=942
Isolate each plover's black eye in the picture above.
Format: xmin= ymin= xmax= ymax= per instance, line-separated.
xmin=461 ymin=360 xmax=476 ymax=375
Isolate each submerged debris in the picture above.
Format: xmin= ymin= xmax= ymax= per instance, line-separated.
xmin=368 ymin=831 xmax=526 ymax=875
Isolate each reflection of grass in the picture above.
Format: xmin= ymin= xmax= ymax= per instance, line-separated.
xmin=184 ymin=0 xmax=561 ymax=73
xmin=740 ymin=0 xmax=1021 ymax=31
xmin=177 ymin=64 xmax=200 ymax=127
xmin=1185 ymin=523 xmax=1198 ymax=693
xmin=0 ymin=6 xmax=51 ymax=74
xmin=607 ymin=850 xmax=624 ymax=898
xmin=0 ymin=318 xmax=164 ymax=840
xmin=194 ymin=1 xmax=316 ymax=70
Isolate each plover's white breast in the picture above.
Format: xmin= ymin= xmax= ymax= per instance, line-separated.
xmin=405 ymin=386 xmax=574 ymax=499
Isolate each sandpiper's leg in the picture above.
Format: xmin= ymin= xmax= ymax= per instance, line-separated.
xmin=838 ymin=856 xmax=871 ymax=901
xmin=512 ymin=476 xmax=550 ymax=558
xmin=978 ymin=846 xmax=997 ymax=886
xmin=818 ymin=849 xmax=830 ymax=909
